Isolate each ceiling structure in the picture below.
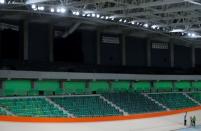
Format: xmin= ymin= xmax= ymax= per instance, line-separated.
xmin=1 ymin=0 xmax=201 ymax=42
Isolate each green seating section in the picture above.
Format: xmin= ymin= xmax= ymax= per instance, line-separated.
xmin=174 ymin=81 xmax=191 ymax=90
xmin=111 ymin=81 xmax=130 ymax=92
xmin=132 ymin=81 xmax=151 ymax=91
xmin=64 ymin=81 xmax=86 ymax=94
xmin=148 ymin=93 xmax=197 ymax=109
xmin=89 ymin=81 xmax=109 ymax=93
xmin=188 ymin=93 xmax=201 ymax=103
xmin=35 ymin=80 xmax=60 ymax=95
xmin=0 ymin=108 xmax=7 ymax=115
xmin=103 ymin=93 xmax=164 ymax=114
xmin=192 ymin=81 xmax=201 ymax=89
xmin=154 ymin=81 xmax=173 ymax=91
xmin=3 ymin=80 xmax=32 ymax=96
xmin=0 ymin=98 xmax=68 ymax=117
xmin=50 ymin=96 xmax=122 ymax=117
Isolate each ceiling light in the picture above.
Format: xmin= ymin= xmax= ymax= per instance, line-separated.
xmin=131 ymin=21 xmax=135 ymax=25
xmin=170 ymin=29 xmax=185 ymax=32
xmin=31 ymin=4 xmax=36 ymax=9
xmin=96 ymin=14 xmax=100 ymax=18
xmin=143 ymin=23 xmax=149 ymax=28
xmin=105 ymin=16 xmax=109 ymax=19
xmin=57 ymin=8 xmax=61 ymax=13
xmin=119 ymin=19 xmax=122 ymax=22
xmin=38 ymin=6 xmax=44 ymax=11
xmin=101 ymin=16 xmax=104 ymax=19
xmin=82 ymin=13 xmax=86 ymax=17
xmin=123 ymin=20 xmax=127 ymax=23
xmin=50 ymin=8 xmax=55 ymax=12
xmin=192 ymin=33 xmax=196 ymax=37
xmin=87 ymin=14 xmax=91 ymax=17
xmin=60 ymin=8 xmax=66 ymax=13
xmin=75 ymin=11 xmax=79 ymax=15
xmin=0 ymin=0 xmax=4 ymax=4
xmin=92 ymin=13 xmax=95 ymax=17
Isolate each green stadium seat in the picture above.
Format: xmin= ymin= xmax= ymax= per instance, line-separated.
xmin=148 ymin=93 xmax=197 ymax=109
xmin=89 ymin=81 xmax=109 ymax=93
xmin=133 ymin=81 xmax=151 ymax=92
xmin=50 ymin=96 xmax=122 ymax=117
xmin=174 ymin=81 xmax=191 ymax=91
xmin=0 ymin=98 xmax=68 ymax=117
xmin=103 ymin=93 xmax=164 ymax=114
xmin=63 ymin=81 xmax=86 ymax=94
xmin=3 ymin=80 xmax=32 ymax=96
xmin=111 ymin=81 xmax=130 ymax=93
xmin=192 ymin=81 xmax=201 ymax=90
xmin=154 ymin=81 xmax=173 ymax=91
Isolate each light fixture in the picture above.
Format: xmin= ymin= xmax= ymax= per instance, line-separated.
xmin=50 ymin=8 xmax=55 ymax=12
xmin=188 ymin=33 xmax=192 ymax=37
xmin=31 ymin=4 xmax=36 ymax=9
xmin=143 ymin=23 xmax=149 ymax=28
xmin=123 ymin=20 xmax=127 ymax=23
xmin=75 ymin=11 xmax=79 ymax=15
xmin=82 ymin=13 xmax=86 ymax=17
xmin=170 ymin=29 xmax=185 ymax=33
xmin=192 ymin=33 xmax=196 ymax=37
xmin=38 ymin=6 xmax=44 ymax=11
xmin=96 ymin=14 xmax=100 ymax=18
xmin=57 ymin=8 xmax=61 ymax=13
xmin=100 ymin=16 xmax=104 ymax=19
xmin=60 ymin=8 xmax=66 ymax=13
xmin=92 ymin=13 xmax=95 ymax=17
xmin=151 ymin=25 xmax=158 ymax=29
xmin=105 ymin=16 xmax=109 ymax=19
xmin=0 ymin=0 xmax=4 ymax=4
xmin=131 ymin=21 xmax=135 ymax=25
xmin=87 ymin=14 xmax=91 ymax=17
xmin=119 ymin=19 xmax=122 ymax=22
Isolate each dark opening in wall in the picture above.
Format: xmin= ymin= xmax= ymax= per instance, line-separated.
xmin=53 ymin=31 xmax=83 ymax=63
xmin=0 ymin=29 xmax=20 ymax=60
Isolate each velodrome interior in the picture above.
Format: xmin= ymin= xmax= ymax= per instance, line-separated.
xmin=1 ymin=0 xmax=201 ymax=131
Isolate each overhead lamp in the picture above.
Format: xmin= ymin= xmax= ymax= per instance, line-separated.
xmin=131 ymin=21 xmax=135 ymax=25
xmin=56 ymin=8 xmax=61 ymax=13
xmin=170 ymin=29 xmax=185 ymax=33
xmin=60 ymin=8 xmax=66 ymax=13
xmin=105 ymin=16 xmax=109 ymax=19
xmin=82 ymin=13 xmax=86 ymax=17
xmin=87 ymin=14 xmax=91 ymax=17
xmin=119 ymin=19 xmax=122 ymax=22
xmin=143 ymin=23 xmax=149 ymax=28
xmin=123 ymin=20 xmax=127 ymax=23
xmin=92 ymin=13 xmax=96 ymax=17
xmin=0 ymin=0 xmax=4 ymax=4
xmin=31 ymin=4 xmax=36 ymax=9
xmin=192 ymin=33 xmax=196 ymax=37
xmin=96 ymin=14 xmax=100 ymax=18
xmin=100 ymin=16 xmax=104 ymax=19
xmin=38 ymin=6 xmax=44 ymax=11
xmin=151 ymin=25 xmax=158 ymax=29
xmin=50 ymin=8 xmax=55 ymax=12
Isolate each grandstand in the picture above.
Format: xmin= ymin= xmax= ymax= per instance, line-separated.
xmin=1 ymin=0 xmax=201 ymax=131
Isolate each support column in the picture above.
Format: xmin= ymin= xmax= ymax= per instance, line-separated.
xmin=122 ymin=34 xmax=126 ymax=66
xmin=170 ymin=42 xmax=174 ymax=68
xmin=192 ymin=46 xmax=195 ymax=68
xmin=96 ymin=30 xmax=101 ymax=65
xmin=147 ymin=39 xmax=151 ymax=67
xmin=49 ymin=24 xmax=54 ymax=62
xmin=23 ymin=20 xmax=29 ymax=61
